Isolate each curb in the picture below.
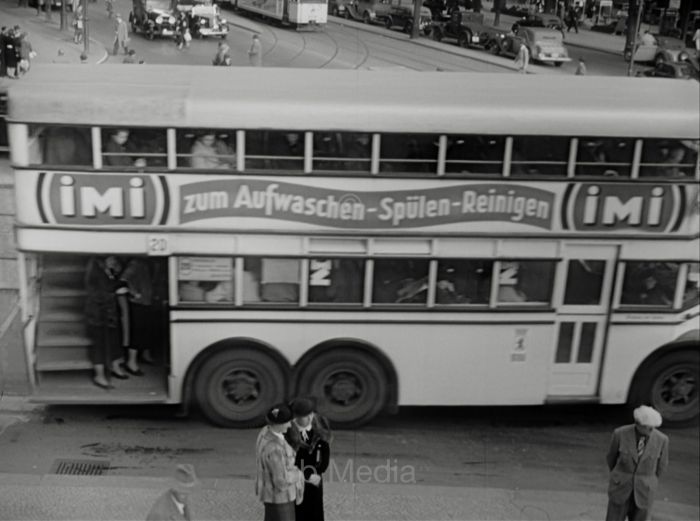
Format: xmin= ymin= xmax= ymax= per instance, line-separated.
xmin=0 ymin=394 xmax=43 ymax=413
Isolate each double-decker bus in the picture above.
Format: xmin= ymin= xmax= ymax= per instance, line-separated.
xmin=4 ymin=66 xmax=699 ymax=428
xmin=229 ymin=0 xmax=327 ymax=30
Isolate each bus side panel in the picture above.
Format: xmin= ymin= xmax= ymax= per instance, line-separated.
xmin=295 ymin=3 xmax=327 ymax=24
xmin=170 ymin=316 xmax=555 ymax=405
xmin=599 ymin=316 xmax=700 ymax=405
xmin=236 ymin=0 xmax=285 ymax=20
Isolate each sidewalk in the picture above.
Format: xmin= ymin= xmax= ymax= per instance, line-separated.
xmin=0 ymin=472 xmax=697 ymax=520
xmin=0 ymin=0 xmax=107 ymax=66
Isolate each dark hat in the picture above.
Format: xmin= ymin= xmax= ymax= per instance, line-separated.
xmin=266 ymin=404 xmax=292 ymax=425
xmin=289 ymin=397 xmax=316 ymax=417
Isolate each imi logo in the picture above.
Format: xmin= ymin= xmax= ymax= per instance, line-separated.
xmin=565 ymin=183 xmax=685 ymax=233
xmin=39 ymin=172 xmax=167 ymax=225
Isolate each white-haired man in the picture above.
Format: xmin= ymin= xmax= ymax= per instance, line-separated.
xmin=605 ymin=405 xmax=669 ymax=521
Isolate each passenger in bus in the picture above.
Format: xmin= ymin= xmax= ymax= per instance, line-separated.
xmin=84 ymin=256 xmax=130 ymax=390
xmin=622 ymin=264 xmax=676 ymax=307
xmin=120 ymin=258 xmax=158 ymax=376
xmin=345 ymin=133 xmax=371 ymax=171
xmin=190 ymin=132 xmax=236 ymax=169
xmin=268 ymin=133 xmax=304 ymax=170
xmin=104 ymin=129 xmax=146 ymax=167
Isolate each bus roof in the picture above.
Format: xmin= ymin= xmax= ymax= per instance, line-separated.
xmin=7 ymin=65 xmax=700 ymax=138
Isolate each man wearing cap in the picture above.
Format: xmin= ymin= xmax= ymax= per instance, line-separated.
xmin=255 ymin=404 xmax=305 ymax=521
xmin=285 ymin=397 xmax=332 ymax=521
xmin=146 ymin=463 xmax=198 ymax=521
xmin=605 ymin=405 xmax=669 ymax=521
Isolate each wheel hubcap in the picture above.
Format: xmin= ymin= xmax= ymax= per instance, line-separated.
xmin=324 ymin=371 xmax=363 ymax=406
xmin=653 ymin=367 xmax=697 ymax=416
xmin=221 ymin=369 xmax=260 ymax=405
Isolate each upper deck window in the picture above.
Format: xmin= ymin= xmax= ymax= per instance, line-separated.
xmin=444 ymin=135 xmax=504 ymax=176
xmin=101 ymin=128 xmax=166 ymax=169
xmin=313 ymin=132 xmax=371 ymax=173
xmin=177 ymin=129 xmax=237 ymax=170
xmin=639 ymin=139 xmax=699 ymax=179
xmin=246 ymin=131 xmax=304 ymax=171
xmin=510 ymin=136 xmax=569 ymax=177
xmin=379 ymin=133 xmax=437 ymax=174
xmin=27 ymin=125 xmax=92 ymax=167
xmin=576 ymin=137 xmax=634 ymax=177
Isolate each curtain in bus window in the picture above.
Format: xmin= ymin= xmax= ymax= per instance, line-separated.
xmin=308 ymin=259 xmax=364 ymax=304
xmin=620 ymin=262 xmax=678 ymax=308
xmin=638 ymin=139 xmax=699 ymax=179
xmin=510 ymin=136 xmax=569 ymax=177
xmin=260 ymin=258 xmax=300 ymax=302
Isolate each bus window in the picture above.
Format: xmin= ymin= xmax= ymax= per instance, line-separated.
xmin=307 ymin=258 xmax=365 ymax=304
xmin=379 ymin=133 xmax=438 ymax=174
xmin=246 ymin=131 xmax=304 ymax=171
xmin=620 ymin=261 xmax=678 ymax=308
xmin=435 ymin=259 xmax=492 ymax=305
xmin=638 ymin=139 xmax=699 ymax=179
xmin=313 ymin=132 xmax=371 ymax=173
xmin=102 ymin=128 xmax=167 ymax=169
xmin=176 ymin=129 xmax=237 ymax=170
xmin=244 ymin=257 xmax=301 ymax=303
xmin=372 ymin=259 xmax=429 ymax=304
xmin=682 ymin=263 xmax=700 ymax=309
xmin=444 ymin=135 xmax=504 ymax=176
xmin=576 ymin=137 xmax=634 ymax=177
xmin=176 ymin=256 xmax=234 ymax=304
xmin=497 ymin=260 xmax=555 ymax=305
xmin=28 ymin=125 xmax=92 ymax=167
xmin=563 ymin=259 xmax=606 ymax=305
xmin=510 ymin=136 xmax=569 ymax=177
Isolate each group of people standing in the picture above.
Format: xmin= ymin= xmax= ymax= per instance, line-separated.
xmin=256 ymin=398 xmax=331 ymax=521
xmin=84 ymin=256 xmax=163 ymax=389
xmin=0 ymin=25 xmax=35 ymax=78
xmin=212 ymin=34 xmax=262 ymax=67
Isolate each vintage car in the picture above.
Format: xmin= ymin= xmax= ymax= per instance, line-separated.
xmin=345 ymin=0 xmax=432 ymax=35
xmin=431 ymin=10 xmax=494 ymax=48
xmin=636 ymin=61 xmax=699 ymax=81
xmin=486 ymin=26 xmax=571 ymax=66
xmin=624 ymin=34 xmax=692 ymax=65
xmin=329 ymin=0 xmax=352 ymax=16
xmin=511 ymin=12 xmax=564 ymax=32
xmin=175 ymin=0 xmax=229 ymax=37
xmin=129 ymin=0 xmax=178 ymax=39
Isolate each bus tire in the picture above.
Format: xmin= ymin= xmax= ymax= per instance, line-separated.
xmin=194 ymin=347 xmax=288 ymax=428
xmin=295 ymin=348 xmax=387 ymax=429
xmin=631 ymin=350 xmax=699 ymax=426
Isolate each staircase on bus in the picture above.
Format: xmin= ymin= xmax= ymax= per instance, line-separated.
xmin=32 ymin=255 xmax=168 ymax=402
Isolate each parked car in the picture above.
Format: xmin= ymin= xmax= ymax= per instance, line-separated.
xmin=637 ymin=62 xmax=699 ymax=81
xmin=431 ymin=9 xmax=493 ymax=48
xmin=175 ymin=0 xmax=228 ymax=37
xmin=329 ymin=0 xmax=352 ymax=16
xmin=487 ymin=26 xmax=571 ymax=66
xmin=345 ymin=0 xmax=432 ymax=35
xmin=130 ymin=0 xmax=178 ymax=40
xmin=624 ymin=34 xmax=691 ymax=65
xmin=511 ymin=13 xmax=564 ymax=32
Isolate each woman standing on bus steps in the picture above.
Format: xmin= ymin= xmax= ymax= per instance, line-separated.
xmin=285 ymin=397 xmax=331 ymax=521
xmin=84 ymin=256 xmax=130 ymax=389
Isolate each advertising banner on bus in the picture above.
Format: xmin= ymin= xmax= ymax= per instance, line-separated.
xmin=15 ymin=171 xmax=700 ymax=236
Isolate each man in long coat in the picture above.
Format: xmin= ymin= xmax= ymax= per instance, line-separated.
xmin=605 ymin=405 xmax=669 ymax=521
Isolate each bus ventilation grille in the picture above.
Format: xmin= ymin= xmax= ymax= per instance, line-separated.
xmin=50 ymin=459 xmax=110 ymax=476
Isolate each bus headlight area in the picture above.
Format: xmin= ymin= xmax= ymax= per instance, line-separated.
xmin=0 ymin=67 xmax=698 ymax=429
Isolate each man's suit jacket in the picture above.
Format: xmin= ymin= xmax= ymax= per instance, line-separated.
xmin=145 ymin=490 xmax=191 ymax=521
xmin=606 ymin=424 xmax=669 ymax=509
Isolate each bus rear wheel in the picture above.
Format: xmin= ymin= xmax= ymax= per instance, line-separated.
xmin=194 ymin=348 xmax=287 ymax=428
xmin=634 ymin=351 xmax=699 ymax=426
xmin=296 ymin=349 xmax=387 ymax=429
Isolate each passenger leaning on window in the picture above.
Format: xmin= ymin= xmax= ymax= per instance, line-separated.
xmin=104 ymin=129 xmax=146 ymax=167
xmin=190 ymin=133 xmax=235 ymax=169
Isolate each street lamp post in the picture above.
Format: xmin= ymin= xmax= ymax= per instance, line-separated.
xmin=83 ymin=0 xmax=89 ymax=54
xmin=626 ymin=0 xmax=643 ymax=77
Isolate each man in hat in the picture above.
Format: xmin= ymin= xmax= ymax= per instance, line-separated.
xmin=285 ymin=397 xmax=331 ymax=521
xmin=146 ymin=463 xmax=198 ymax=521
xmin=255 ymin=403 xmax=305 ymax=521
xmin=605 ymin=405 xmax=669 ymax=521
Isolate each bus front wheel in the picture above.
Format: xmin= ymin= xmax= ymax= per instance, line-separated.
xmin=633 ymin=351 xmax=699 ymax=426
xmin=194 ymin=347 xmax=287 ymax=428
xmin=296 ymin=349 xmax=388 ymax=429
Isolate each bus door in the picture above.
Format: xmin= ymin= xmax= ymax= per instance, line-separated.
xmin=547 ymin=244 xmax=619 ymax=397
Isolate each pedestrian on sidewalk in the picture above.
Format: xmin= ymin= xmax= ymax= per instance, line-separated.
xmin=113 ymin=13 xmax=130 ymax=55
xmin=565 ymin=7 xmax=578 ymax=33
xmin=605 ymin=405 xmax=669 ymax=521
xmin=255 ymin=404 xmax=305 ymax=521
xmin=285 ymin=397 xmax=331 ymax=521
xmin=574 ymin=57 xmax=586 ymax=75
xmin=212 ymin=40 xmax=232 ymax=66
xmin=0 ymin=27 xmax=8 ymax=77
xmin=514 ymin=41 xmax=529 ymax=73
xmin=248 ymin=34 xmax=262 ymax=66
xmin=73 ymin=3 xmax=85 ymax=44
xmin=146 ymin=464 xmax=198 ymax=521
xmin=17 ymin=31 xmax=34 ymax=76
xmin=2 ymin=27 xmax=19 ymax=79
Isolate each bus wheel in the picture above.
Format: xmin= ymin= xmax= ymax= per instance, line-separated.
xmin=636 ymin=351 xmax=699 ymax=426
xmin=296 ymin=349 xmax=387 ymax=429
xmin=194 ymin=348 xmax=287 ymax=428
